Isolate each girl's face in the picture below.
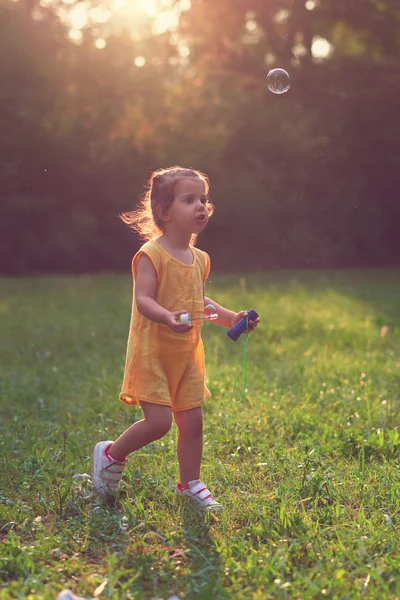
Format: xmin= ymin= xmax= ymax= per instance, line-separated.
xmin=164 ymin=177 xmax=209 ymax=234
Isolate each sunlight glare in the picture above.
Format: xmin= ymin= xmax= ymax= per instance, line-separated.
xmin=137 ymin=0 xmax=158 ymax=17
xmin=52 ymin=0 xmax=185 ymax=42
xmin=274 ymin=9 xmax=290 ymax=23
xmin=68 ymin=28 xmax=83 ymax=42
xmin=312 ymin=36 xmax=333 ymax=58
xmin=134 ymin=56 xmax=146 ymax=67
xmin=112 ymin=0 xmax=127 ymax=8
xmin=95 ymin=38 xmax=107 ymax=49
xmin=108 ymin=0 xmax=181 ymax=34
xmin=70 ymin=3 xmax=88 ymax=29
xmin=293 ymin=43 xmax=308 ymax=58
xmin=246 ymin=20 xmax=257 ymax=32
xmin=90 ymin=7 xmax=112 ymax=24
xmin=153 ymin=9 xmax=178 ymax=34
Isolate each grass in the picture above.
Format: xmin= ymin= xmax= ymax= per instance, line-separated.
xmin=1 ymin=269 xmax=400 ymax=600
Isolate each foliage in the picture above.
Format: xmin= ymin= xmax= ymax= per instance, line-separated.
xmin=1 ymin=0 xmax=400 ymax=272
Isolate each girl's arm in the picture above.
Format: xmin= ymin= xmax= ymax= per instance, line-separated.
xmin=204 ymin=293 xmax=260 ymax=332
xmin=136 ymin=254 xmax=170 ymax=324
xmin=204 ymin=295 xmax=236 ymax=328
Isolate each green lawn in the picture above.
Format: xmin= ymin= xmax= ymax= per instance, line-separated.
xmin=1 ymin=270 xmax=400 ymax=600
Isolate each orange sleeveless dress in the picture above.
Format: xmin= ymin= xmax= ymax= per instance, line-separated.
xmin=120 ymin=239 xmax=211 ymax=412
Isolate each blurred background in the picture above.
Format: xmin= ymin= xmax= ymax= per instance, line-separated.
xmin=1 ymin=0 xmax=399 ymax=274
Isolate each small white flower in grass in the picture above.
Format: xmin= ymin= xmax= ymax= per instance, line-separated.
xmin=384 ymin=514 xmax=393 ymax=527
xmin=72 ymin=473 xmax=91 ymax=482
xmin=72 ymin=473 xmax=93 ymax=499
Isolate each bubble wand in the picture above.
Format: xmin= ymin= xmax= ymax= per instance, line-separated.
xmin=179 ymin=304 xmax=218 ymax=327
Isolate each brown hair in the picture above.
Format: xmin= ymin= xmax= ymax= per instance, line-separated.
xmin=120 ymin=166 xmax=214 ymax=245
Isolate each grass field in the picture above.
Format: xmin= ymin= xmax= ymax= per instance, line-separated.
xmin=1 ymin=270 xmax=400 ymax=600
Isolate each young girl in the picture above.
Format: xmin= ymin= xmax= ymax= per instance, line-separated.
xmin=93 ymin=166 xmax=259 ymax=511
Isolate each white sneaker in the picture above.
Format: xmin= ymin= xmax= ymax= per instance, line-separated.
xmin=176 ymin=479 xmax=223 ymax=512
xmin=92 ymin=441 xmax=127 ymax=498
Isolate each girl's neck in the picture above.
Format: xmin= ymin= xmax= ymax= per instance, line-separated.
xmin=158 ymin=231 xmax=191 ymax=251
xmin=157 ymin=234 xmax=193 ymax=265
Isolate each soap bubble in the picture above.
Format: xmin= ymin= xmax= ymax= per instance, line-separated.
xmin=204 ymin=303 xmax=218 ymax=321
xmin=179 ymin=304 xmax=218 ymax=324
xmin=266 ymin=68 xmax=291 ymax=94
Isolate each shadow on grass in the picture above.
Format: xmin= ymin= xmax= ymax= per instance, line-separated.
xmin=177 ymin=502 xmax=226 ymax=600
xmin=248 ymin=268 xmax=400 ymax=326
xmin=79 ymin=493 xmax=226 ymax=600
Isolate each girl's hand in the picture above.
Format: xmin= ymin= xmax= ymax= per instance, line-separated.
xmin=165 ymin=310 xmax=194 ymax=333
xmin=231 ymin=311 xmax=260 ymax=332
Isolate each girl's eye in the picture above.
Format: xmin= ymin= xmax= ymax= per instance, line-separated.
xmin=184 ymin=196 xmax=207 ymax=204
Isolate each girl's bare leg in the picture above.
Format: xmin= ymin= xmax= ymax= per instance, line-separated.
xmin=174 ymin=407 xmax=203 ymax=488
xmin=109 ymin=402 xmax=172 ymax=460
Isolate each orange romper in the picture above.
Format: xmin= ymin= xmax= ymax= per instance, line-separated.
xmin=120 ymin=239 xmax=211 ymax=412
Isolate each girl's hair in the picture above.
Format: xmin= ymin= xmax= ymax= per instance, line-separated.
xmin=120 ymin=166 xmax=214 ymax=245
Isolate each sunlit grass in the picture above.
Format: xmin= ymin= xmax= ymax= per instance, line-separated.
xmin=1 ymin=270 xmax=400 ymax=599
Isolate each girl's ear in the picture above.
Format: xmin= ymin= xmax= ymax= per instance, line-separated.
xmin=157 ymin=203 xmax=171 ymax=222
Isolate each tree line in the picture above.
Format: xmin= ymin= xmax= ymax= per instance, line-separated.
xmin=1 ymin=0 xmax=399 ymax=273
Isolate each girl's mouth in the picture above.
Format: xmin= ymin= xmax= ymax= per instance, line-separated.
xmin=196 ymin=214 xmax=207 ymax=223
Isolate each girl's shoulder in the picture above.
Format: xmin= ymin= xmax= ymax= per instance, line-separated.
xmin=132 ymin=238 xmax=163 ymax=278
xmin=191 ymin=245 xmax=209 ymax=262
xmin=138 ymin=238 xmax=162 ymax=256
xmin=191 ymin=246 xmax=211 ymax=282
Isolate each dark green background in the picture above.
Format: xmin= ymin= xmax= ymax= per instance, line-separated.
xmin=1 ymin=0 xmax=399 ymax=273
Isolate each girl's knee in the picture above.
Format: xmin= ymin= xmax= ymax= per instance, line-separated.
xmin=175 ymin=407 xmax=203 ymax=437
xmin=141 ymin=402 xmax=172 ymax=439
xmin=152 ymin=412 xmax=172 ymax=438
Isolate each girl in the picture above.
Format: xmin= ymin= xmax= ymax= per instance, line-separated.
xmin=93 ymin=166 xmax=259 ymax=511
